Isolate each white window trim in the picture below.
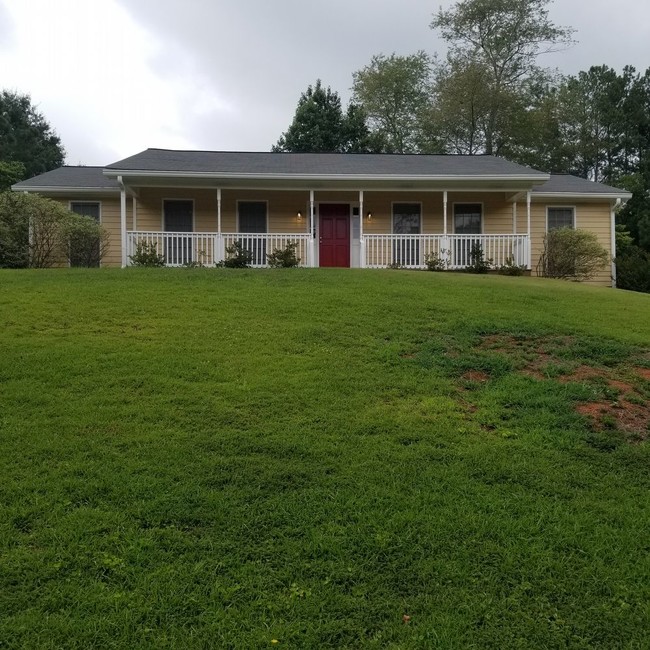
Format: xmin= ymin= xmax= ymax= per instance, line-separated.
xmin=452 ymin=202 xmax=484 ymax=234
xmin=236 ymin=199 xmax=269 ymax=233
xmin=391 ymin=201 xmax=423 ymax=234
xmin=69 ymin=200 xmax=102 ymax=224
xmin=546 ymin=205 xmax=576 ymax=232
xmin=161 ymin=198 xmax=195 ymax=232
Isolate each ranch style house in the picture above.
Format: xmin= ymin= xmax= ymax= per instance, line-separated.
xmin=13 ymin=149 xmax=632 ymax=286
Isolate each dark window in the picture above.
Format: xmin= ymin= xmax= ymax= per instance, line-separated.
xmin=393 ymin=203 xmax=421 ymax=234
xmin=238 ymin=202 xmax=267 ymax=265
xmin=453 ymin=204 xmax=482 ymax=267
xmin=454 ymin=204 xmax=482 ymax=234
xmin=547 ymin=207 xmax=574 ymax=230
xmin=70 ymin=202 xmax=101 ymax=267
xmin=163 ymin=200 xmax=193 ymax=265
xmin=392 ymin=203 xmax=421 ymax=266
xmin=71 ymin=201 xmax=100 ymax=222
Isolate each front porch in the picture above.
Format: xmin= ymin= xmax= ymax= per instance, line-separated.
xmin=126 ymin=231 xmax=531 ymax=269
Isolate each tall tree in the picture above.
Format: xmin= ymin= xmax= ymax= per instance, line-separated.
xmin=351 ymin=52 xmax=436 ymax=153
xmin=272 ymin=81 xmax=373 ymax=153
xmin=431 ymin=0 xmax=574 ymax=155
xmin=0 ymin=91 xmax=65 ymax=179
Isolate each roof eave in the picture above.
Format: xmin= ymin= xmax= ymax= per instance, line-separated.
xmin=532 ymin=191 xmax=633 ymax=201
xmin=103 ymin=169 xmax=550 ymax=184
xmin=11 ymin=185 xmax=120 ymax=193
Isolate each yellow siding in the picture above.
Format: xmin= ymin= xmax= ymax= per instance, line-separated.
xmin=46 ymin=189 xmax=614 ymax=283
xmin=515 ymin=200 xmax=613 ymax=286
xmin=54 ymin=195 xmax=128 ymax=268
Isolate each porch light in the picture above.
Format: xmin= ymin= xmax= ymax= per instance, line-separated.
xmin=297 ymin=210 xmax=303 ymax=220
xmin=366 ymin=211 xmax=373 ymax=220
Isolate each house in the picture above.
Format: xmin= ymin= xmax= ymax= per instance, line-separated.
xmin=12 ymin=149 xmax=632 ymax=285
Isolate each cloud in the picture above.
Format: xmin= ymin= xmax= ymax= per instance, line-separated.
xmin=1 ymin=0 xmax=649 ymax=164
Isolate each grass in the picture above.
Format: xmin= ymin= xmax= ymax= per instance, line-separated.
xmin=0 ymin=268 xmax=649 ymax=649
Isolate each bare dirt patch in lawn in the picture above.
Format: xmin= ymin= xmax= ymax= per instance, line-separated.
xmin=475 ymin=334 xmax=650 ymax=441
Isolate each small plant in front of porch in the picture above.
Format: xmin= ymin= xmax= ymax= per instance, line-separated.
xmin=267 ymin=242 xmax=300 ymax=268
xmin=223 ymin=241 xmax=253 ymax=268
xmin=466 ymin=243 xmax=492 ymax=274
xmin=424 ymin=251 xmax=449 ymax=271
xmin=183 ymin=249 xmax=209 ymax=268
xmin=497 ymin=256 xmax=526 ymax=276
xmin=129 ymin=241 xmax=165 ymax=267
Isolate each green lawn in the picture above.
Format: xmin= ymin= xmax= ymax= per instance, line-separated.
xmin=1 ymin=269 xmax=649 ymax=649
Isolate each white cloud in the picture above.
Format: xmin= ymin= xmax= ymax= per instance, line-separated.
xmin=0 ymin=0 xmax=230 ymax=164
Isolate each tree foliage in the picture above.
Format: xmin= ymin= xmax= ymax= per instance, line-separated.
xmin=0 ymin=192 xmax=107 ymax=268
xmin=273 ymin=80 xmax=373 ymax=153
xmin=537 ymin=228 xmax=609 ymax=281
xmin=430 ymin=0 xmax=574 ymax=156
xmin=351 ymin=52 xmax=436 ymax=153
xmin=0 ymin=91 xmax=65 ymax=180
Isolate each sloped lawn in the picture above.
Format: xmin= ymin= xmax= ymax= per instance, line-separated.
xmin=1 ymin=268 xmax=649 ymax=649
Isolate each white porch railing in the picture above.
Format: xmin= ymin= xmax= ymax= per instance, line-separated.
xmin=363 ymin=234 xmax=530 ymax=270
xmin=126 ymin=232 xmax=313 ymax=267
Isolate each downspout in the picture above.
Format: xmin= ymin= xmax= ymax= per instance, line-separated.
xmin=118 ymin=175 xmax=127 ymax=268
xmin=611 ymin=198 xmax=621 ymax=288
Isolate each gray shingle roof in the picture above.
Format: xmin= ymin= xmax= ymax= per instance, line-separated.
xmin=11 ymin=154 xmax=631 ymax=199
xmin=105 ymin=148 xmax=548 ymax=178
xmin=533 ymin=174 xmax=631 ymax=196
xmin=13 ymin=166 xmax=120 ymax=190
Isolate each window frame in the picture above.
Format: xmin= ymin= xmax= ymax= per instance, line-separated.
xmin=161 ymin=199 xmax=195 ymax=232
xmin=546 ymin=206 xmax=576 ymax=231
xmin=452 ymin=202 xmax=483 ymax=235
xmin=236 ymin=200 xmax=269 ymax=233
xmin=391 ymin=201 xmax=422 ymax=235
xmin=69 ymin=200 xmax=101 ymax=223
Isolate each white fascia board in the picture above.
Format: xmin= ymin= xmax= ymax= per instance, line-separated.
xmin=532 ymin=191 xmax=632 ymax=201
xmin=11 ymin=185 xmax=120 ymax=193
xmin=103 ymin=169 xmax=550 ymax=184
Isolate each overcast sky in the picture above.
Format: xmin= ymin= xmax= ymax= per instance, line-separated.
xmin=1 ymin=0 xmax=648 ymax=167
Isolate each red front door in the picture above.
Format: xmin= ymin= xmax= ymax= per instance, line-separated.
xmin=319 ymin=204 xmax=350 ymax=267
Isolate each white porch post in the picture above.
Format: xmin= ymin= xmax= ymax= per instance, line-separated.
xmin=309 ymin=190 xmax=316 ymax=267
xmin=442 ymin=190 xmax=450 ymax=266
xmin=359 ymin=190 xmax=365 ymax=269
xmin=526 ymin=191 xmax=532 ymax=270
xmin=216 ymin=188 xmax=224 ymax=264
xmin=119 ymin=175 xmax=127 ymax=268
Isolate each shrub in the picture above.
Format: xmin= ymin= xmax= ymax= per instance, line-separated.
xmin=424 ymin=251 xmax=449 ymax=271
xmin=498 ymin=256 xmax=526 ymax=276
xmin=537 ymin=228 xmax=609 ymax=281
xmin=129 ymin=241 xmax=165 ymax=267
xmin=223 ymin=241 xmax=253 ymax=268
xmin=0 ymin=191 xmax=83 ymax=268
xmin=62 ymin=214 xmax=110 ymax=267
xmin=466 ymin=243 xmax=491 ymax=274
xmin=615 ymin=246 xmax=650 ymax=293
xmin=267 ymin=242 xmax=300 ymax=268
